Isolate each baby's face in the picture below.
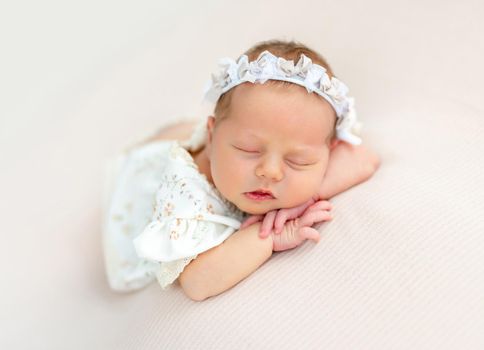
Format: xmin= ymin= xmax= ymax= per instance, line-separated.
xmin=206 ymin=82 xmax=337 ymax=215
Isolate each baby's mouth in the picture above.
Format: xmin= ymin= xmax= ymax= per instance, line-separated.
xmin=244 ymin=191 xmax=276 ymax=200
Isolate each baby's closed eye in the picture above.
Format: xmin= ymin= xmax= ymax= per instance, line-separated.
xmin=232 ymin=145 xmax=315 ymax=167
xmin=232 ymin=145 xmax=259 ymax=153
xmin=287 ymin=160 xmax=315 ymax=167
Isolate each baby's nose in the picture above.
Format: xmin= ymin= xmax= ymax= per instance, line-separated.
xmin=255 ymin=157 xmax=284 ymax=181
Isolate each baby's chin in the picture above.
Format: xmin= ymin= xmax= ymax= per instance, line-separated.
xmin=235 ymin=201 xmax=279 ymax=216
xmin=241 ymin=208 xmax=270 ymax=215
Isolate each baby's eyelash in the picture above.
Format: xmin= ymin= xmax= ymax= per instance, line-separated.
xmin=287 ymin=160 xmax=313 ymax=167
xmin=234 ymin=146 xmax=314 ymax=167
xmin=233 ymin=146 xmax=259 ymax=153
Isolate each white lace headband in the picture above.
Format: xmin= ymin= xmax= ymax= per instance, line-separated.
xmin=202 ymin=50 xmax=363 ymax=145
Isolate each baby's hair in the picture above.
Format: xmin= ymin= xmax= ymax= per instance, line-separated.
xmin=213 ymin=39 xmax=338 ymax=143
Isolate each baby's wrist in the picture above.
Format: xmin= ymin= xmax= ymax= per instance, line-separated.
xmin=254 ymin=222 xmax=274 ymax=253
xmin=244 ymin=222 xmax=274 ymax=247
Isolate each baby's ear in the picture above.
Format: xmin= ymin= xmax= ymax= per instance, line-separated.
xmin=206 ymin=116 xmax=216 ymax=148
xmin=329 ymin=138 xmax=341 ymax=150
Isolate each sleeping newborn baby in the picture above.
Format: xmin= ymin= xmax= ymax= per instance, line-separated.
xmin=102 ymin=39 xmax=380 ymax=301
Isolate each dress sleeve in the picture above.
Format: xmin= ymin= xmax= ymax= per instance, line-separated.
xmin=132 ymin=176 xmax=242 ymax=289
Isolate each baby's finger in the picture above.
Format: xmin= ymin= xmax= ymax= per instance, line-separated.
xmin=273 ymin=209 xmax=293 ymax=234
xmin=305 ymin=200 xmax=333 ymax=213
xmin=306 ymin=201 xmax=333 ymax=212
xmin=260 ymin=210 xmax=277 ymax=238
xmin=273 ymin=213 xmax=288 ymax=235
xmin=240 ymin=215 xmax=263 ymax=229
xmin=298 ymin=227 xmax=321 ymax=243
xmin=274 ymin=198 xmax=315 ymax=234
xmin=299 ymin=210 xmax=333 ymax=227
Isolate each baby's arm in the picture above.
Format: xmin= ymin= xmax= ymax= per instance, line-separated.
xmin=178 ymin=222 xmax=272 ymax=301
xmin=179 ymin=198 xmax=333 ymax=301
xmin=317 ymin=142 xmax=381 ymax=200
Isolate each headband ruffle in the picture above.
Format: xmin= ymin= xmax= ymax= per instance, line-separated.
xmin=201 ymin=50 xmax=363 ymax=145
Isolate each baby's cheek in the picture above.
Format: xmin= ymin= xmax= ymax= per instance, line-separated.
xmin=225 ymin=158 xmax=251 ymax=184
xmin=287 ymin=171 xmax=321 ymax=201
xmin=215 ymin=151 xmax=242 ymax=172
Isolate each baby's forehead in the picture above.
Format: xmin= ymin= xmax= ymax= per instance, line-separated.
xmin=229 ymin=83 xmax=336 ymax=119
xmin=220 ymin=83 xmax=336 ymax=142
xmin=222 ymin=121 xmax=329 ymax=152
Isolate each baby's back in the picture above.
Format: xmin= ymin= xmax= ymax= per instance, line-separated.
xmin=136 ymin=119 xmax=199 ymax=148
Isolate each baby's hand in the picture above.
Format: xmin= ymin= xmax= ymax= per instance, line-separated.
xmin=240 ymin=196 xmax=332 ymax=239
xmin=271 ymin=201 xmax=333 ymax=252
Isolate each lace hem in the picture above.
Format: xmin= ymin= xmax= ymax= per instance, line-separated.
xmin=154 ymin=254 xmax=198 ymax=290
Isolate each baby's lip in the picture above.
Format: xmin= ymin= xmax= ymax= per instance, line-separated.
xmin=247 ymin=189 xmax=276 ymax=198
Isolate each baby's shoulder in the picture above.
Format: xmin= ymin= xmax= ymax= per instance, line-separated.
xmin=156 ymin=167 xmax=212 ymax=209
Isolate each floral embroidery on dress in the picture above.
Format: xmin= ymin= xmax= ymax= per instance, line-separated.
xmin=206 ymin=203 xmax=215 ymax=214
xmin=170 ymin=230 xmax=179 ymax=240
xmin=122 ymin=224 xmax=133 ymax=236
xmin=124 ymin=202 xmax=133 ymax=213
xmin=162 ymin=202 xmax=174 ymax=217
xmin=103 ymin=138 xmax=247 ymax=293
xmin=112 ymin=214 xmax=123 ymax=222
xmin=169 ymin=142 xmax=246 ymax=220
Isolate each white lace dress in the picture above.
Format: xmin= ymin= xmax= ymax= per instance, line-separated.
xmin=102 ymin=128 xmax=248 ymax=292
